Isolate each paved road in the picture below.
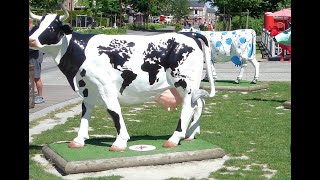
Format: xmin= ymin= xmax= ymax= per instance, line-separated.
xmin=29 ymin=29 xmax=291 ymax=120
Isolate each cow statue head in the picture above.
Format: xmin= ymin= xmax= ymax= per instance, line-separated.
xmin=29 ymin=0 xmax=72 ymax=52
xmin=273 ymin=27 xmax=291 ymax=46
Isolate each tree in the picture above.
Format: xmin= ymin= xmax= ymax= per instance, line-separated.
xmin=201 ymin=0 xmax=291 ymax=18
xmin=30 ymin=0 xmax=62 ymax=12
xmin=172 ymin=0 xmax=191 ymax=22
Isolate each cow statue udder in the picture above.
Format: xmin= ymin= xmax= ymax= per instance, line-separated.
xmin=180 ymin=28 xmax=259 ymax=84
xmin=29 ymin=3 xmax=215 ymax=152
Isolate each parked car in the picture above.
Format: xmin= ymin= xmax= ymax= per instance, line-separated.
xmin=70 ymin=16 xmax=96 ymax=29
xmin=165 ymin=16 xmax=173 ymax=24
xmin=152 ymin=15 xmax=173 ymax=24
xmin=152 ymin=17 xmax=160 ymax=23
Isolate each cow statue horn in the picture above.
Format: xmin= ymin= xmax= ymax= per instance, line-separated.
xmin=59 ymin=0 xmax=69 ymax=22
xmin=29 ymin=8 xmax=42 ymax=21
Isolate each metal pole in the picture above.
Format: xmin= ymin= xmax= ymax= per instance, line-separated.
xmin=120 ymin=0 xmax=123 ymax=27
xmin=70 ymin=0 xmax=73 ymax=27
xmin=246 ymin=9 xmax=249 ymax=29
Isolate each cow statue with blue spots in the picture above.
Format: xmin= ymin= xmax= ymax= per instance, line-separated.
xmin=180 ymin=27 xmax=259 ymax=84
xmin=29 ymin=2 xmax=215 ymax=152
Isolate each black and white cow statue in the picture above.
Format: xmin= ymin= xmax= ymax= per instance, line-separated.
xmin=29 ymin=3 xmax=215 ymax=152
xmin=180 ymin=27 xmax=259 ymax=84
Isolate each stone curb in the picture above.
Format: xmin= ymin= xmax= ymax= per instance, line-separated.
xmin=200 ymin=83 xmax=269 ymax=92
xmin=29 ymin=97 xmax=82 ymax=122
xmin=42 ymin=145 xmax=225 ymax=175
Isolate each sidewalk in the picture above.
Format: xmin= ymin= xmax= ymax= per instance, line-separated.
xmin=29 ymin=28 xmax=291 ymax=121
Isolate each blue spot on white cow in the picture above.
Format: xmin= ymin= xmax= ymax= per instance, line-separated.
xmin=215 ymin=41 xmax=222 ymax=47
xmin=231 ymin=56 xmax=242 ymax=66
xmin=232 ymin=31 xmax=236 ymax=34
xmin=239 ymin=37 xmax=246 ymax=44
xmin=222 ymin=32 xmax=227 ymax=35
xmin=248 ymin=43 xmax=253 ymax=57
xmin=225 ymin=38 xmax=232 ymax=45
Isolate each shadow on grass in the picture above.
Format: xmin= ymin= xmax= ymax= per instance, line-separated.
xmin=245 ymin=97 xmax=287 ymax=103
xmin=267 ymin=55 xmax=291 ymax=61
xmin=29 ymin=144 xmax=43 ymax=151
xmin=85 ymin=135 xmax=172 ymax=147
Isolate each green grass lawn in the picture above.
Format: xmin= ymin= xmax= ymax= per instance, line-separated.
xmin=29 ymin=81 xmax=291 ymax=180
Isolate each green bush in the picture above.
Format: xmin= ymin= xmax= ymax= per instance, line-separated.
xmin=149 ymin=24 xmax=156 ymax=30
xmin=73 ymin=26 xmax=127 ymax=35
xmin=174 ymin=24 xmax=182 ymax=32
xmin=126 ymin=23 xmax=166 ymax=31
xmin=127 ymin=24 xmax=146 ymax=30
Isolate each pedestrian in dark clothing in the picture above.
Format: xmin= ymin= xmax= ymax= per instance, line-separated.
xmin=199 ymin=23 xmax=205 ymax=31
xmin=29 ymin=18 xmax=45 ymax=104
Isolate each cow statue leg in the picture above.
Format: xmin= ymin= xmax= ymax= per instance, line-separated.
xmin=211 ymin=62 xmax=218 ymax=81
xmin=163 ymin=88 xmax=209 ymax=148
xmin=184 ymin=98 xmax=205 ymax=140
xmin=234 ymin=63 xmax=247 ymax=84
xmin=102 ymin=96 xmax=130 ymax=152
xmin=249 ymin=58 xmax=259 ymax=84
xmin=68 ymin=101 xmax=94 ymax=148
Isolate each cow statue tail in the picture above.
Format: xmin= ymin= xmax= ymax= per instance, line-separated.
xmin=191 ymin=89 xmax=209 ymax=107
xmin=198 ymin=36 xmax=216 ymax=98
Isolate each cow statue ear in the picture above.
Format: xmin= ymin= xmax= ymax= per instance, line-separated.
xmin=62 ymin=24 xmax=73 ymax=35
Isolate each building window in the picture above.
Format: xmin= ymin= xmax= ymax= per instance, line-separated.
xmin=195 ymin=10 xmax=198 ymax=14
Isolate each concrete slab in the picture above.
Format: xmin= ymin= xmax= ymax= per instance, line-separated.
xmin=42 ymin=144 xmax=225 ymax=175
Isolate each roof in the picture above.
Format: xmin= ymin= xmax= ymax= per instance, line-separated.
xmin=271 ymin=8 xmax=291 ymax=17
xmin=188 ymin=0 xmax=205 ymax=8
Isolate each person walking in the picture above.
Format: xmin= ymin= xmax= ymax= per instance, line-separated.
xmin=208 ymin=23 xmax=214 ymax=31
xmin=29 ymin=18 xmax=45 ymax=104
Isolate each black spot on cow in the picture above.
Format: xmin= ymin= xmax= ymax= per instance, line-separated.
xmin=107 ymin=109 xmax=121 ymax=135
xmin=175 ymin=119 xmax=182 ymax=132
xmin=80 ymin=69 xmax=86 ymax=77
xmin=120 ymin=70 xmax=137 ymax=94
xmin=97 ymin=39 xmax=135 ymax=70
xmin=174 ymin=79 xmax=187 ymax=90
xmin=178 ymin=32 xmax=209 ymax=50
xmin=141 ymin=60 xmax=162 ymax=85
xmin=141 ymin=38 xmax=194 ymax=85
xmin=83 ymin=88 xmax=88 ymax=97
xmin=59 ymin=32 xmax=96 ymax=90
xmin=81 ymin=102 xmax=87 ymax=117
xmin=78 ymin=80 xmax=86 ymax=87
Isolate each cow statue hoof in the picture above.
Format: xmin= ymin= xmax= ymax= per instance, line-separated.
xmin=162 ymin=140 xmax=178 ymax=148
xmin=250 ymin=79 xmax=257 ymax=84
xmin=68 ymin=141 xmax=84 ymax=148
xmin=109 ymin=145 xmax=126 ymax=152
xmin=233 ymin=79 xmax=240 ymax=84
